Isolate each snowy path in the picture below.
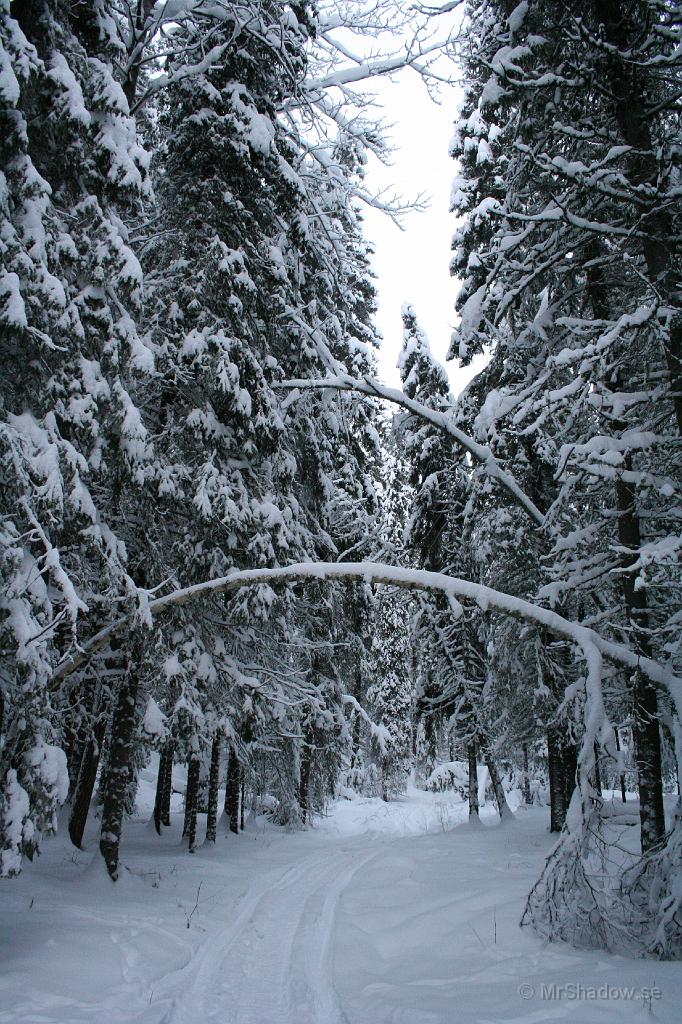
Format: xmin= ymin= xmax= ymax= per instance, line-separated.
xmin=1 ymin=792 xmax=680 ymax=1024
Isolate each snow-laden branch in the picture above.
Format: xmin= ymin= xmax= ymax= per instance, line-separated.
xmin=52 ymin=562 xmax=680 ymax=709
xmin=278 ymin=375 xmax=547 ymax=528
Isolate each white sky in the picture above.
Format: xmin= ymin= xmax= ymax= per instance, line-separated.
xmin=359 ymin=68 xmax=488 ymax=394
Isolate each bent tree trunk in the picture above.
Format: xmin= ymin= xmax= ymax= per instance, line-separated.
xmin=183 ymin=756 xmax=200 ymax=853
xmin=99 ymin=659 xmax=141 ymax=880
xmin=153 ymin=741 xmax=174 ymax=835
xmin=69 ymin=714 xmax=106 ymax=849
xmin=205 ymin=734 xmax=221 ymax=844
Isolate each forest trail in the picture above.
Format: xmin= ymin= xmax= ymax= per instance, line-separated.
xmin=1 ymin=792 xmax=679 ymax=1024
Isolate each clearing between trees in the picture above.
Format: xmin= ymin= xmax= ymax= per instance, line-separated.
xmin=2 ymin=777 xmax=680 ymax=1024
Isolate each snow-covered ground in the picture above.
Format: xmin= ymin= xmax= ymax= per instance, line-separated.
xmin=1 ymin=779 xmax=679 ymax=1024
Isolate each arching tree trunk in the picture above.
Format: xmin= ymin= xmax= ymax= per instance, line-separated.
xmin=205 ymin=734 xmax=221 ymax=844
xmin=183 ymin=756 xmax=200 ymax=852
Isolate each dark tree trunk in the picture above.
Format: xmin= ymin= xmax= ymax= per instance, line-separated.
xmin=547 ymin=727 xmax=567 ymax=833
xmin=585 ymin=253 xmax=666 ymax=852
xmin=594 ymin=0 xmax=682 ymax=437
xmin=99 ymin=660 xmax=141 ymax=880
xmin=121 ymin=0 xmax=156 ymax=110
xmin=225 ymin=747 xmax=240 ymax=835
xmin=614 ymin=728 xmax=627 ymax=803
xmin=160 ymin=740 xmax=173 ymax=826
xmin=468 ymin=741 xmax=479 ymax=821
xmin=205 ymin=734 xmax=221 ymax=844
xmin=183 ymin=757 xmax=200 ymax=853
xmin=299 ymin=736 xmax=312 ymax=822
xmin=485 ymin=752 xmax=513 ymax=822
xmin=153 ymin=741 xmax=174 ymax=835
xmin=522 ymin=742 xmax=532 ymax=805
xmin=614 ymin=472 xmax=666 ymax=850
xmin=68 ymin=716 xmax=106 ymax=849
xmin=562 ymin=739 xmax=577 ymax=812
xmin=239 ymin=768 xmax=245 ymax=831
xmin=593 ymin=742 xmax=602 ymax=797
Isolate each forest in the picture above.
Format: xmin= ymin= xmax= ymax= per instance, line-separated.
xmin=0 ymin=0 xmax=680 ymax=999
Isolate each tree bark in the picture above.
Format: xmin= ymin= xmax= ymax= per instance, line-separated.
xmin=239 ymin=768 xmax=245 ymax=831
xmin=183 ymin=756 xmax=200 ymax=853
xmin=68 ymin=716 xmax=106 ymax=849
xmin=614 ymin=473 xmax=665 ymax=849
xmin=153 ymin=741 xmax=174 ymax=835
xmin=485 ymin=752 xmax=513 ymax=822
xmin=614 ymin=727 xmax=627 ymax=802
xmin=205 ymin=734 xmax=221 ymax=844
xmin=99 ymin=660 xmax=141 ymax=881
xmin=522 ymin=742 xmax=532 ymax=805
xmin=594 ymin=0 xmax=682 ymax=437
xmin=547 ymin=727 xmax=567 ymax=833
xmin=299 ymin=738 xmax=312 ymax=822
xmin=468 ymin=741 xmax=479 ymax=822
xmin=593 ymin=742 xmax=602 ymax=798
xmin=225 ymin=747 xmax=240 ymax=835
xmin=585 ymin=256 xmax=667 ymax=852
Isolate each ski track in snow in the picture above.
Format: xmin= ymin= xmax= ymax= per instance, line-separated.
xmin=1 ymin=789 xmax=681 ymax=1024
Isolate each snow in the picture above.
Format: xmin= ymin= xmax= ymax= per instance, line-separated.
xmin=142 ymin=697 xmax=167 ymax=739
xmin=1 ymin=782 xmax=679 ymax=1023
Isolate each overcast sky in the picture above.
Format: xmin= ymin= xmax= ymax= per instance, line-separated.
xmin=359 ymin=66 xmax=488 ymax=394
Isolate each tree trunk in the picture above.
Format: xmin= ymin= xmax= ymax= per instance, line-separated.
xmin=547 ymin=727 xmax=567 ymax=833
xmin=485 ymin=752 xmax=513 ymax=822
xmin=183 ymin=756 xmax=200 ymax=852
xmin=160 ymin=739 xmax=173 ymax=825
xmin=614 ymin=472 xmax=665 ymax=850
xmin=594 ymin=0 xmax=682 ymax=438
xmin=225 ymin=746 xmax=240 ymax=835
xmin=593 ymin=742 xmax=602 ymax=797
xmin=239 ymin=768 xmax=245 ymax=831
xmin=614 ymin=727 xmax=627 ymax=802
xmin=522 ymin=742 xmax=532 ymax=805
xmin=562 ymin=738 xmax=577 ymax=812
xmin=585 ymin=253 xmax=666 ymax=852
xmin=153 ymin=741 xmax=174 ymax=835
xmin=99 ymin=660 xmax=141 ymax=881
xmin=205 ymin=734 xmax=221 ymax=844
xmin=468 ymin=741 xmax=479 ymax=822
xmin=299 ymin=739 xmax=312 ymax=822
xmin=68 ymin=716 xmax=106 ymax=849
